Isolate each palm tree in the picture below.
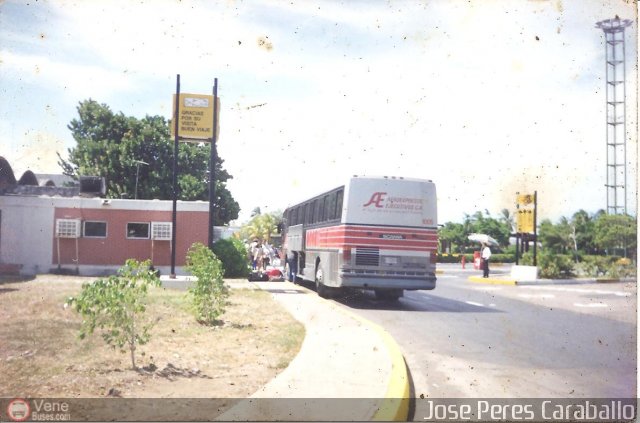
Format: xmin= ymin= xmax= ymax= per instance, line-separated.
xmin=240 ymin=213 xmax=278 ymax=242
xmin=500 ymin=208 xmax=515 ymax=234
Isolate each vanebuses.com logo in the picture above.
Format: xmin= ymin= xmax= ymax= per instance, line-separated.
xmin=7 ymin=399 xmax=30 ymax=422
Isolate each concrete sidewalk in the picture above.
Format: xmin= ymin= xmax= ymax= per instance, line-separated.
xmin=220 ymin=281 xmax=405 ymax=421
xmin=468 ymin=274 xmax=637 ymax=285
xmin=160 ymin=276 xmax=410 ymax=421
xmin=434 ymin=263 xmax=636 ymax=286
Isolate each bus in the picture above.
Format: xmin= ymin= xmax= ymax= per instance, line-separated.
xmin=282 ymin=175 xmax=438 ymax=300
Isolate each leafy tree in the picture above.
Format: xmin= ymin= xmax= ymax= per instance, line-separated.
xmin=593 ymin=213 xmax=636 ymax=257
xmin=570 ymin=210 xmax=595 ymax=252
xmin=186 ymin=243 xmax=228 ymax=325
xmin=465 ymin=210 xmax=511 ymax=248
xmin=58 ymin=99 xmax=239 ymax=224
xmin=538 ymin=218 xmax=573 ymax=254
xmin=439 ymin=222 xmax=467 ymax=253
xmin=66 ymin=259 xmax=160 ymax=369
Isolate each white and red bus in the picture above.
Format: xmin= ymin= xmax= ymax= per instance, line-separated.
xmin=283 ymin=176 xmax=437 ymax=300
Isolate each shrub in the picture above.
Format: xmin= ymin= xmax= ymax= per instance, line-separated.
xmin=66 ymin=259 xmax=161 ymax=369
xmin=538 ymin=252 xmax=574 ymax=279
xmin=575 ymin=255 xmax=613 ymax=277
xmin=607 ymin=260 xmax=637 ymax=279
xmin=212 ymin=238 xmax=250 ymax=277
xmin=186 ymin=243 xmax=229 ymax=325
xmin=491 ymin=253 xmax=515 ymax=263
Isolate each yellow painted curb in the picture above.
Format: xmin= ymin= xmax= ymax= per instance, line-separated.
xmin=341 ymin=310 xmax=411 ymax=421
xmin=596 ymin=278 xmax=621 ymax=283
xmin=468 ymin=276 xmax=517 ymax=285
xmin=286 ymin=281 xmax=411 ymax=421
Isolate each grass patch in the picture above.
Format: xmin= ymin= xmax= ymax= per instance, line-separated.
xmin=0 ymin=275 xmax=305 ymax=398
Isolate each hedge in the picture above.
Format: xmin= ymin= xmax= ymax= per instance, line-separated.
xmin=437 ymin=253 xmax=515 ymax=264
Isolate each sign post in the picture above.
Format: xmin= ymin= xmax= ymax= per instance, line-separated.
xmin=208 ymin=78 xmax=218 ymax=249
xmin=171 ymin=75 xmax=181 ymax=278
xmin=170 ymin=77 xmax=220 ymax=277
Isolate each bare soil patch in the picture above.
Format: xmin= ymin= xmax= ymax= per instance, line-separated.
xmin=0 ymin=275 xmax=304 ymax=399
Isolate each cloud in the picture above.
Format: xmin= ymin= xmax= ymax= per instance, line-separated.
xmin=1 ymin=0 xmax=636 ymax=224
xmin=0 ymin=50 xmax=134 ymax=100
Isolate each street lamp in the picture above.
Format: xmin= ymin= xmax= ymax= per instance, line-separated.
xmin=133 ymin=160 xmax=149 ymax=200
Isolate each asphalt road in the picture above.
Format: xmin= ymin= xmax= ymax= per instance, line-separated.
xmin=330 ymin=265 xmax=636 ymax=406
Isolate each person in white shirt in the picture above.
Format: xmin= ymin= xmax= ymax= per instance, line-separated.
xmin=481 ymin=243 xmax=492 ymax=278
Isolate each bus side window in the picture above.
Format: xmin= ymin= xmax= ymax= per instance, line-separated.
xmin=311 ymin=199 xmax=319 ymax=223
xmin=335 ymin=189 xmax=344 ymax=219
xmin=291 ymin=207 xmax=298 ymax=226
xmin=305 ymin=202 xmax=313 ymax=224
xmin=320 ymin=198 xmax=327 ymax=222
xmin=325 ymin=192 xmax=337 ymax=221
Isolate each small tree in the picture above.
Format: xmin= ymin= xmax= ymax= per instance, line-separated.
xmin=66 ymin=259 xmax=160 ymax=370
xmin=186 ymin=243 xmax=229 ymax=325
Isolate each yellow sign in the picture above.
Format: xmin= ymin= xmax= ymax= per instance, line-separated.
xmin=517 ymin=194 xmax=534 ymax=205
xmin=171 ymin=93 xmax=220 ymax=140
xmin=517 ymin=209 xmax=535 ymax=233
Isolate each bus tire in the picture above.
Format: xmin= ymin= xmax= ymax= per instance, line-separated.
xmin=315 ymin=266 xmax=330 ymax=298
xmin=374 ymin=289 xmax=402 ymax=301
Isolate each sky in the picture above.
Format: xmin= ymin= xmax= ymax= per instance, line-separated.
xmin=0 ymin=0 xmax=637 ymax=225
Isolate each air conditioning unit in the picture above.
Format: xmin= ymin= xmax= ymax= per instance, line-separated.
xmin=79 ymin=176 xmax=106 ymax=197
xmin=151 ymin=222 xmax=172 ymax=241
xmin=56 ymin=219 xmax=81 ymax=238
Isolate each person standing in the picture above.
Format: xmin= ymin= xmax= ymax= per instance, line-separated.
xmin=250 ymin=239 xmax=259 ymax=270
xmin=481 ymin=242 xmax=492 ymax=278
xmin=286 ymin=249 xmax=297 ymax=283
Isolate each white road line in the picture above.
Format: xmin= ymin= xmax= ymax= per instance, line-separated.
xmin=465 ymin=301 xmax=484 ymax=307
xmin=473 ymin=286 xmax=503 ymax=291
xmin=574 ymin=303 xmax=608 ymax=308
xmin=489 ymin=303 xmax=496 ymax=307
xmin=518 ymin=294 xmax=556 ymax=299
xmin=522 ymin=286 xmax=632 ymax=297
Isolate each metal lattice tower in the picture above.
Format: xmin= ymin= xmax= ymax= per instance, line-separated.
xmin=596 ymin=17 xmax=632 ymax=215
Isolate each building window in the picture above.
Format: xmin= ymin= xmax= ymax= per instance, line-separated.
xmin=127 ymin=222 xmax=150 ymax=239
xmin=83 ymin=221 xmax=107 ymax=238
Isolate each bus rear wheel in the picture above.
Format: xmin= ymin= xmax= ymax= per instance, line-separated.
xmin=374 ymin=289 xmax=403 ymax=301
xmin=315 ymin=267 xmax=330 ymax=298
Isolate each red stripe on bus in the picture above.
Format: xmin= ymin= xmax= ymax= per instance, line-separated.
xmin=304 ymin=224 xmax=438 ymax=250
xmin=306 ymin=241 xmax=438 ymax=250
